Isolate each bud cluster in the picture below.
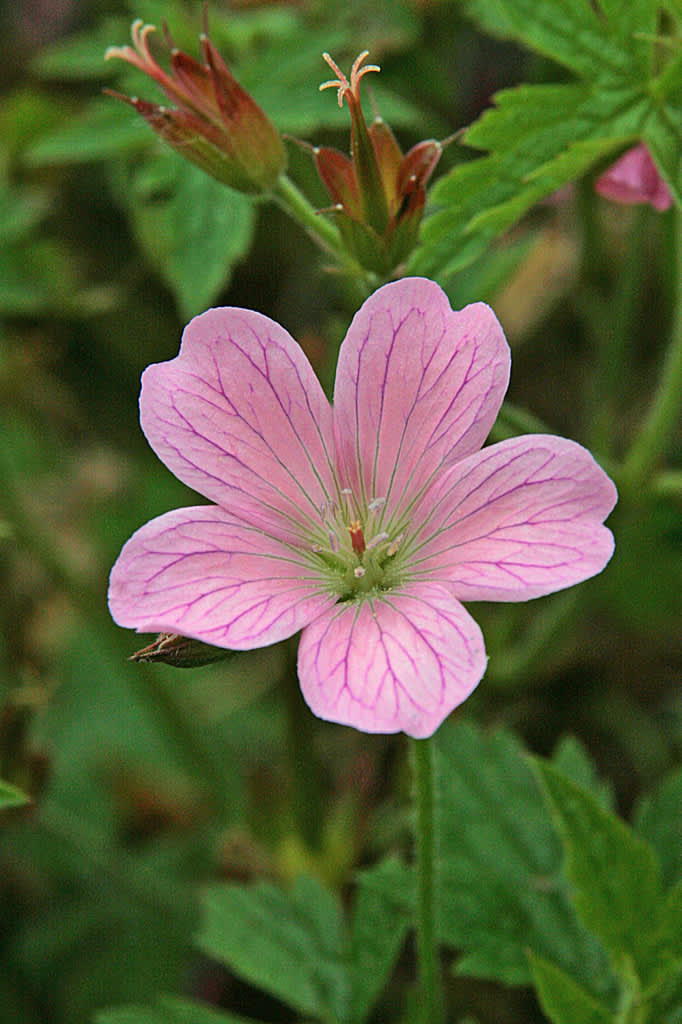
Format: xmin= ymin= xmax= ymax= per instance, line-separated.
xmin=106 ymin=19 xmax=444 ymax=276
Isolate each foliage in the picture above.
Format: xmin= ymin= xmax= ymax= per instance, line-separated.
xmin=413 ymin=0 xmax=682 ymax=279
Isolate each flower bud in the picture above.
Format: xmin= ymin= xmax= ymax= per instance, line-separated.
xmin=595 ymin=144 xmax=672 ymax=212
xmin=315 ymin=51 xmax=442 ymax=274
xmin=130 ymin=632 xmax=231 ymax=667
xmin=106 ymin=20 xmax=286 ymax=194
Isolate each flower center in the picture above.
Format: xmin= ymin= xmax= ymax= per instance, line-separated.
xmin=311 ymin=491 xmax=405 ymax=601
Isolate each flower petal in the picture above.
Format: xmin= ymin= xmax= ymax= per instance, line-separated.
xmin=595 ymin=144 xmax=672 ymax=212
xmin=409 ymin=435 xmax=617 ymax=601
xmin=108 ymin=506 xmax=335 ymax=648
xmin=333 ymin=277 xmax=509 ymax=520
xmin=298 ymin=583 xmax=486 ymax=738
xmin=140 ymin=307 xmax=336 ymax=544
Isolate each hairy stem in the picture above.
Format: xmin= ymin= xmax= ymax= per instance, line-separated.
xmin=273 ymin=174 xmax=374 ymax=285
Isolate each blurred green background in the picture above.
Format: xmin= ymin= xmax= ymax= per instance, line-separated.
xmin=0 ymin=1 xmax=679 ymax=1022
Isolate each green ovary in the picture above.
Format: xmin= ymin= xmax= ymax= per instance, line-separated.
xmin=322 ymin=544 xmax=405 ymax=602
xmin=309 ymin=490 xmax=407 ymax=602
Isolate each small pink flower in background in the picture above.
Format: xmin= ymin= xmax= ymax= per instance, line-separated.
xmin=595 ymin=144 xmax=672 ymax=211
xmin=108 ymin=278 xmax=617 ymax=738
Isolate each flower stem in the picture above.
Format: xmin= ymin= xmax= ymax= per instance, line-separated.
xmin=411 ymin=735 xmax=444 ymax=1024
xmin=273 ymin=174 xmax=344 ymax=254
xmin=621 ymin=206 xmax=682 ymax=492
xmin=272 ymin=174 xmax=372 ymax=283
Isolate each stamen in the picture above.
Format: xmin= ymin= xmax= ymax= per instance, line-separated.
xmin=365 ymin=531 xmax=389 ymax=551
xmin=354 ymin=566 xmax=366 ymax=579
xmin=386 ymin=533 xmax=404 ymax=557
xmin=368 ymin=497 xmax=386 ymax=512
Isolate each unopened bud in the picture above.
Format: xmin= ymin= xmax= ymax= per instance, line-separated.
xmin=130 ymin=633 xmax=231 ymax=668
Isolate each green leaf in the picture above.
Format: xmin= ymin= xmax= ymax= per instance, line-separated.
xmin=533 ymin=760 xmax=667 ymax=986
xmin=0 ymin=779 xmax=29 ymax=811
xmin=0 ymin=620 xmax=223 ymax=1024
xmin=551 ymin=736 xmax=614 ymax=811
xmin=23 ymin=100 xmax=152 ymax=166
xmin=0 ymin=179 xmax=111 ymax=317
xmin=434 ymin=720 xmax=616 ymax=999
xmin=31 ymin=16 xmax=129 ymax=80
xmin=115 ymin=157 xmax=255 ymax=319
xmin=412 ymin=0 xmax=679 ymax=280
xmin=196 ymin=876 xmax=348 ymax=1021
xmin=634 ymin=767 xmax=682 ymax=888
xmin=348 ymin=859 xmax=412 ymax=1022
xmin=475 ymin=0 xmax=654 ymax=78
xmin=96 ymin=995 xmax=256 ymax=1024
xmin=528 ymin=952 xmax=614 ymax=1024
xmin=0 ymin=183 xmax=50 ymax=243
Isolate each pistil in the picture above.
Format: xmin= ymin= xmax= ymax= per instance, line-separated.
xmin=348 ymin=520 xmax=366 ymax=556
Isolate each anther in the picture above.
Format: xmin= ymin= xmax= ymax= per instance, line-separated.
xmin=386 ymin=534 xmax=404 ymax=557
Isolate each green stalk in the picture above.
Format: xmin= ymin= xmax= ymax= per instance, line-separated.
xmin=273 ymin=174 xmax=377 ymax=291
xmin=621 ymin=207 xmax=682 ymax=492
xmin=411 ymin=736 xmax=444 ymax=1024
xmin=273 ymin=174 xmax=349 ymax=262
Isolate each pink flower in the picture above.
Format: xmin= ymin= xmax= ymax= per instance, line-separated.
xmin=108 ymin=278 xmax=617 ymax=738
xmin=595 ymin=144 xmax=672 ymax=212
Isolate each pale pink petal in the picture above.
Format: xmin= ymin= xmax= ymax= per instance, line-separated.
xmin=298 ymin=583 xmax=486 ymax=738
xmin=408 ymin=435 xmax=617 ymax=601
xmin=333 ymin=277 xmax=510 ymax=520
xmin=108 ymin=506 xmax=335 ymax=648
xmin=140 ymin=307 xmax=336 ymax=545
xmin=595 ymin=144 xmax=673 ymax=212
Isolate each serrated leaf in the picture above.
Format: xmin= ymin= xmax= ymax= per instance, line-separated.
xmin=196 ymin=876 xmax=348 ymax=1021
xmin=348 ymin=859 xmax=412 ymax=1023
xmin=533 ymin=760 xmax=668 ymax=986
xmin=634 ymin=767 xmax=682 ymax=888
xmin=0 ymin=779 xmax=29 ymax=811
xmin=528 ymin=952 xmax=615 ymax=1024
xmin=467 ymin=0 xmax=656 ymax=77
xmin=414 ymin=80 xmax=651 ymax=279
xmin=115 ymin=157 xmax=255 ymax=319
xmin=95 ymin=995 xmax=256 ymax=1024
xmin=434 ymin=720 xmax=616 ymax=1000
xmin=412 ymin=0 xmax=679 ymax=280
